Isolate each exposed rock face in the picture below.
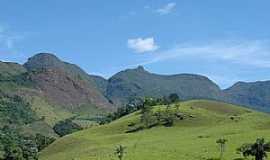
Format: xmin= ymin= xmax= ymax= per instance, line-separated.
xmin=28 ymin=69 xmax=111 ymax=110
xmin=23 ymin=53 xmax=113 ymax=111
xmin=2 ymin=52 xmax=270 ymax=114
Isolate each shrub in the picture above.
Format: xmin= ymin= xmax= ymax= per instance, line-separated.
xmin=53 ymin=119 xmax=83 ymax=137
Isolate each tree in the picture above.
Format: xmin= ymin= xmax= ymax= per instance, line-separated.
xmin=168 ymin=93 xmax=180 ymax=103
xmin=140 ymin=105 xmax=156 ymax=128
xmin=155 ymin=108 xmax=162 ymax=124
xmin=237 ymin=138 xmax=270 ymax=160
xmin=216 ymin=138 xmax=228 ymax=160
xmin=53 ymin=119 xmax=83 ymax=137
xmin=3 ymin=144 xmax=24 ymax=160
xmin=35 ymin=134 xmax=55 ymax=151
xmin=237 ymin=143 xmax=252 ymax=159
xmin=114 ymin=145 xmax=126 ymax=160
xmin=143 ymin=97 xmax=156 ymax=106
xmin=20 ymin=136 xmax=39 ymax=160
xmin=175 ymin=103 xmax=181 ymax=113
xmin=0 ymin=126 xmax=48 ymax=160
xmin=162 ymin=107 xmax=175 ymax=127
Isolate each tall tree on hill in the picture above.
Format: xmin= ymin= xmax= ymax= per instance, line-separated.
xmin=140 ymin=105 xmax=153 ymax=128
xmin=216 ymin=138 xmax=228 ymax=160
xmin=114 ymin=145 xmax=126 ymax=160
xmin=168 ymin=93 xmax=180 ymax=103
xmin=237 ymin=138 xmax=270 ymax=160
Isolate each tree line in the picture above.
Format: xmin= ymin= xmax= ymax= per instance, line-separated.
xmin=0 ymin=126 xmax=55 ymax=160
xmin=99 ymin=93 xmax=181 ymax=124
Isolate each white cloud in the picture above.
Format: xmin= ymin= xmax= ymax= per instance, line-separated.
xmin=128 ymin=37 xmax=159 ymax=53
xmin=0 ymin=25 xmax=22 ymax=52
xmin=135 ymin=40 xmax=270 ymax=68
xmin=156 ymin=2 xmax=176 ymax=15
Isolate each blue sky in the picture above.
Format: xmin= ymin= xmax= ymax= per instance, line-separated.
xmin=0 ymin=0 xmax=270 ymax=88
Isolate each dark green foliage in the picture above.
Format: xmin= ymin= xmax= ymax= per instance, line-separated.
xmin=160 ymin=107 xmax=176 ymax=127
xmin=0 ymin=94 xmax=37 ymax=125
xmin=53 ymin=119 xmax=83 ymax=137
xmin=99 ymin=98 xmax=145 ymax=124
xmin=102 ymin=96 xmax=182 ymax=125
xmin=126 ymin=125 xmax=144 ymax=133
xmin=35 ymin=134 xmax=55 ymax=151
xmin=140 ymin=105 xmax=157 ymax=128
xmin=3 ymin=144 xmax=24 ymax=160
xmin=0 ymin=126 xmax=55 ymax=160
xmin=237 ymin=138 xmax=270 ymax=160
xmin=168 ymin=93 xmax=180 ymax=103
xmin=237 ymin=143 xmax=252 ymax=158
xmin=20 ymin=136 xmax=39 ymax=160
xmin=0 ymin=126 xmax=38 ymax=160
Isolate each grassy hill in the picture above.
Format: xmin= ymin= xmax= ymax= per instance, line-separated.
xmin=39 ymin=100 xmax=270 ymax=160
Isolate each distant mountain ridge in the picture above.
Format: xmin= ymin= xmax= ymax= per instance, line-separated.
xmin=103 ymin=66 xmax=221 ymax=106
xmin=92 ymin=65 xmax=270 ymax=113
xmin=223 ymin=81 xmax=270 ymax=111
xmin=1 ymin=52 xmax=270 ymax=123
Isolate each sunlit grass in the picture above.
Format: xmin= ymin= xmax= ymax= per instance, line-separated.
xmin=40 ymin=100 xmax=270 ymax=160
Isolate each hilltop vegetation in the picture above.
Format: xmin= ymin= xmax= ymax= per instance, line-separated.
xmin=39 ymin=100 xmax=270 ymax=160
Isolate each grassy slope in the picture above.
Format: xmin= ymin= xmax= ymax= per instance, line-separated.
xmin=29 ymin=96 xmax=74 ymax=126
xmin=39 ymin=100 xmax=270 ymax=160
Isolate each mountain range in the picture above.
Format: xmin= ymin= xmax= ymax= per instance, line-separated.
xmin=0 ymin=53 xmax=270 ymax=136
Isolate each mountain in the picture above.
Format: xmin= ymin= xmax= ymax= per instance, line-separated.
xmin=94 ymin=66 xmax=270 ymax=112
xmin=1 ymin=52 xmax=270 ymax=138
xmin=0 ymin=53 xmax=115 ymax=138
xmin=0 ymin=63 xmax=57 ymax=137
xmin=23 ymin=53 xmax=113 ymax=111
xmin=105 ymin=66 xmax=221 ymax=106
xmin=223 ymin=81 xmax=270 ymax=112
xmin=24 ymin=53 xmax=93 ymax=82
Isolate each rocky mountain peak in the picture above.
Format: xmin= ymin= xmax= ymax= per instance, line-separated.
xmin=24 ymin=53 xmax=63 ymax=71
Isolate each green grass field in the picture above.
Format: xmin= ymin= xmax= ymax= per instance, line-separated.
xmin=39 ymin=100 xmax=270 ymax=160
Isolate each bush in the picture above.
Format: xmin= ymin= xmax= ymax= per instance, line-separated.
xmin=168 ymin=93 xmax=180 ymax=103
xmin=53 ymin=119 xmax=83 ymax=137
xmin=35 ymin=134 xmax=55 ymax=151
